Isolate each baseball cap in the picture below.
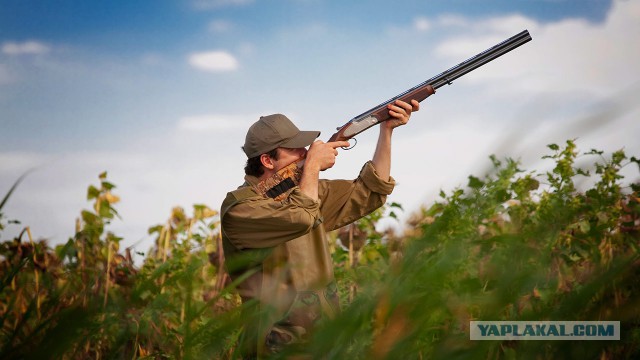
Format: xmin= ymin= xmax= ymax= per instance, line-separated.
xmin=242 ymin=114 xmax=320 ymax=158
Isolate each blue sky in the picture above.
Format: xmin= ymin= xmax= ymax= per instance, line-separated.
xmin=0 ymin=0 xmax=622 ymax=151
xmin=0 ymin=0 xmax=615 ymax=43
xmin=1 ymin=0 xmax=638 ymax=259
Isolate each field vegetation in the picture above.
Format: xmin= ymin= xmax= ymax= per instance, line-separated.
xmin=1 ymin=140 xmax=639 ymax=359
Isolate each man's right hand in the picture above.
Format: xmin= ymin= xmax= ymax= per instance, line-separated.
xmin=305 ymin=140 xmax=351 ymax=171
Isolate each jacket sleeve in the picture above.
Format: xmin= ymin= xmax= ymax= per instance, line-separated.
xmin=318 ymin=161 xmax=396 ymax=231
xmin=221 ymin=187 xmax=322 ymax=250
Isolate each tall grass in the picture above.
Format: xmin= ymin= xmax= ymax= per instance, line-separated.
xmin=306 ymin=140 xmax=639 ymax=359
xmin=1 ymin=141 xmax=638 ymax=359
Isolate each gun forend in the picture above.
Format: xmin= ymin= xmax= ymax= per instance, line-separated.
xmin=329 ymin=85 xmax=435 ymax=142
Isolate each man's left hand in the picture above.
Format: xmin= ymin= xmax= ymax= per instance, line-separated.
xmin=384 ymin=99 xmax=420 ymax=130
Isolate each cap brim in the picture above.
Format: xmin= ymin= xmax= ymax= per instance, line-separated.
xmin=279 ymin=130 xmax=320 ymax=149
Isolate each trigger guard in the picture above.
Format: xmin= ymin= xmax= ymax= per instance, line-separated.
xmin=341 ymin=138 xmax=357 ymax=150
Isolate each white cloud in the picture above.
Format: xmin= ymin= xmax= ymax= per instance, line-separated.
xmin=2 ymin=41 xmax=50 ymax=55
xmin=413 ymin=17 xmax=431 ymax=32
xmin=188 ymin=50 xmax=239 ymax=72
xmin=431 ymin=0 xmax=640 ymax=98
xmin=481 ymin=14 xmax=539 ymax=35
xmin=433 ymin=14 xmax=539 ymax=60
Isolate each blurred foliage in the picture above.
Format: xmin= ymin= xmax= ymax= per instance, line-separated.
xmin=0 ymin=171 xmax=238 ymax=359
xmin=1 ymin=141 xmax=639 ymax=359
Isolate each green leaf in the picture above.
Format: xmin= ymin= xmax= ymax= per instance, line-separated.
xmin=87 ymin=185 xmax=100 ymax=200
xmin=389 ymin=202 xmax=403 ymax=210
xmin=55 ymin=239 xmax=78 ymax=261
xmin=585 ymin=149 xmax=604 ymax=155
xmin=99 ymin=202 xmax=113 ymax=219
xmin=467 ymin=175 xmax=484 ymax=189
xmin=612 ymin=150 xmax=626 ymax=165
xmin=578 ymin=220 xmax=591 ymax=234
xmin=101 ymin=181 xmax=116 ymax=190
xmin=576 ymin=168 xmax=590 ymax=177
xmin=81 ymin=209 xmax=99 ymax=224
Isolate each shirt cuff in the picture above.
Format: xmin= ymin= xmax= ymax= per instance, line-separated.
xmin=287 ymin=187 xmax=320 ymax=208
xmin=286 ymin=187 xmax=323 ymax=227
xmin=359 ymin=161 xmax=396 ymax=195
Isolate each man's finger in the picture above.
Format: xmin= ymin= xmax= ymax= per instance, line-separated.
xmin=395 ymin=99 xmax=414 ymax=112
xmin=328 ymin=141 xmax=350 ymax=149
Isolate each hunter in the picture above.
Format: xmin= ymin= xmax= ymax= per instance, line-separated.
xmin=220 ymin=99 xmax=419 ymax=357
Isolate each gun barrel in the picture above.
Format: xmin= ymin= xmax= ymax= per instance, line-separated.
xmin=351 ymin=30 xmax=532 ymax=122
xmin=429 ymin=29 xmax=532 ymax=90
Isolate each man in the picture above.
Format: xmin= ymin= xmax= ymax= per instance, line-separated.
xmin=220 ymin=99 xmax=419 ymax=357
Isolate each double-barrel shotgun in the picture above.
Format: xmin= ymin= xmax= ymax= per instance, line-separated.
xmin=257 ymin=30 xmax=533 ymax=200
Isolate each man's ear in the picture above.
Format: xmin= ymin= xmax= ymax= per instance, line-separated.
xmin=260 ymin=153 xmax=275 ymax=170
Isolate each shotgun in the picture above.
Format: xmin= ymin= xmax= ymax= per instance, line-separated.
xmin=255 ymin=30 xmax=533 ymax=200
xmin=329 ymin=29 xmax=532 ymax=142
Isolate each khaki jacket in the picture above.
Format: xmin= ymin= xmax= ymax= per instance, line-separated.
xmin=220 ymin=161 xmax=395 ymax=355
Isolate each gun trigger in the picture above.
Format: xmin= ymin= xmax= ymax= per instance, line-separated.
xmin=341 ymin=137 xmax=357 ymax=150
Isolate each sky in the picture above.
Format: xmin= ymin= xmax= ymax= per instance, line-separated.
xmin=1 ymin=0 xmax=639 ymax=260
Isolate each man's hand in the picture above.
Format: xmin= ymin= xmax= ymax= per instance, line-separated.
xmin=382 ymin=99 xmax=420 ymax=131
xmin=298 ymin=140 xmax=349 ymax=200
xmin=305 ymin=140 xmax=350 ymax=172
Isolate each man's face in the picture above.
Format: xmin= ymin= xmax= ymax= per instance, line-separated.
xmin=271 ymin=147 xmax=307 ymax=172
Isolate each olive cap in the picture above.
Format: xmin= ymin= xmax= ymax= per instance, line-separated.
xmin=242 ymin=114 xmax=320 ymax=158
